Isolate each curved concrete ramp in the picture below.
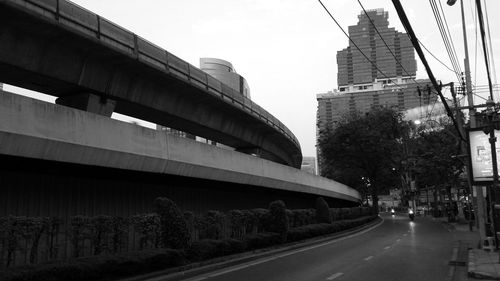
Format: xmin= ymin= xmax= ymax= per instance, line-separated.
xmin=0 ymin=91 xmax=360 ymax=203
xmin=0 ymin=0 xmax=301 ymax=168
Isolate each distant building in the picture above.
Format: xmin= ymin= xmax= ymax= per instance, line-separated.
xmin=158 ymin=58 xmax=249 ymax=150
xmin=337 ymin=8 xmax=416 ymax=88
xmin=301 ymin=156 xmax=317 ymax=175
xmin=316 ymin=8 xmax=437 ymax=175
xmin=200 ymin=58 xmax=251 ymax=99
xmin=316 ymin=78 xmax=435 ymax=134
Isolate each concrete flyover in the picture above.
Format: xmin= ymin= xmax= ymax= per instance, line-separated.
xmin=0 ymin=91 xmax=361 ymax=213
xmin=0 ymin=0 xmax=301 ymax=168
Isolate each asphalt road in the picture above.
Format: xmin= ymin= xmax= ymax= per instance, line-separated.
xmin=180 ymin=213 xmax=458 ymax=281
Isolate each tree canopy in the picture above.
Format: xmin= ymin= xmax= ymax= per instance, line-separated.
xmin=318 ymin=107 xmax=406 ymax=208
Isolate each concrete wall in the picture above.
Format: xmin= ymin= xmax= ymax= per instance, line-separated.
xmin=0 ymin=91 xmax=360 ymax=207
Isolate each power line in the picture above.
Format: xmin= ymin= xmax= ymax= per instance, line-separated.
xmin=392 ymin=0 xmax=465 ymax=142
xmin=356 ymin=0 xmax=423 ymax=89
xmin=417 ymin=38 xmax=456 ymax=73
xmin=483 ymin=0 xmax=498 ymax=101
xmin=436 ymin=0 xmax=463 ymax=74
xmin=429 ymin=0 xmax=462 ymax=83
xmin=475 ymin=0 xmax=494 ymax=101
xmin=317 ymin=0 xmax=406 ymax=89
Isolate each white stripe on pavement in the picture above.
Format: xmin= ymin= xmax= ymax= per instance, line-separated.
xmin=364 ymin=256 xmax=373 ymax=261
xmin=180 ymin=219 xmax=384 ymax=281
xmin=384 ymin=246 xmax=391 ymax=250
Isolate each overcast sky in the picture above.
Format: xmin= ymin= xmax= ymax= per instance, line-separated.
xmin=6 ymin=0 xmax=500 ymax=157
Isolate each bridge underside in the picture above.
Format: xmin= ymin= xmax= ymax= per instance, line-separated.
xmin=0 ymin=91 xmax=360 ymax=218
xmin=0 ymin=154 xmax=356 ymax=218
xmin=0 ymin=1 xmax=301 ymax=168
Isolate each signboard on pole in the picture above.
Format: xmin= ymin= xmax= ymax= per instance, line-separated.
xmin=468 ymin=129 xmax=500 ymax=183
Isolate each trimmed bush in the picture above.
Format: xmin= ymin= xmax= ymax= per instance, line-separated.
xmin=69 ymin=216 xmax=89 ymax=258
xmin=0 ymin=249 xmax=186 ymax=281
xmin=266 ymin=201 xmax=289 ymax=242
xmin=89 ymin=215 xmax=112 ymax=255
xmin=229 ymin=210 xmax=246 ymax=239
xmin=154 ymin=197 xmax=190 ymax=249
xmin=288 ymin=215 xmax=378 ymax=243
xmin=132 ymin=213 xmax=161 ymax=249
xmin=198 ymin=210 xmax=226 ymax=240
xmin=315 ymin=197 xmax=332 ymax=224
xmin=244 ymin=232 xmax=282 ymax=250
xmin=187 ymin=239 xmax=246 ymax=261
xmin=249 ymin=208 xmax=269 ymax=233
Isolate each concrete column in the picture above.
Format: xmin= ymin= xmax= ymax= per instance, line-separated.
xmin=56 ymin=93 xmax=116 ymax=117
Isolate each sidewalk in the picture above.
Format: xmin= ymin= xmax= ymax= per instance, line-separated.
xmin=434 ymin=216 xmax=500 ymax=280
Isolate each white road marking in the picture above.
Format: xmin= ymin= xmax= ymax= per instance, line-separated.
xmin=403 ymin=233 xmax=408 ymax=236
xmin=181 ymin=219 xmax=384 ymax=281
xmin=364 ymin=255 xmax=374 ymax=261
xmin=396 ymin=239 xmax=401 ymax=242
xmin=326 ymin=272 xmax=344 ymax=280
xmin=384 ymin=246 xmax=391 ymax=250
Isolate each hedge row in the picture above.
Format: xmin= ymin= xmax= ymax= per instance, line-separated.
xmin=0 ymin=249 xmax=186 ymax=281
xmin=0 ymin=215 xmax=378 ymax=281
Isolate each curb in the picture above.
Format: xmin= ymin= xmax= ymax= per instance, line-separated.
xmin=468 ymin=250 xmax=500 ymax=280
xmin=121 ymin=216 xmax=383 ymax=281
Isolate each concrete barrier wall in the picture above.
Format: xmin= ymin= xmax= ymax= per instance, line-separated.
xmin=0 ymin=91 xmax=360 ymax=202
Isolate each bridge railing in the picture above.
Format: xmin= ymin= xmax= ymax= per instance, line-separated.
xmin=11 ymin=0 xmax=300 ymax=150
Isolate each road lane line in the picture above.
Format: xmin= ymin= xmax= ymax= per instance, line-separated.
xmin=364 ymin=256 xmax=373 ymax=261
xmin=326 ymin=272 xmax=344 ymax=280
xmin=182 ymin=219 xmax=384 ymax=280
xmin=403 ymin=234 xmax=407 ymax=236
xmin=396 ymin=239 xmax=401 ymax=242
xmin=384 ymin=246 xmax=391 ymax=250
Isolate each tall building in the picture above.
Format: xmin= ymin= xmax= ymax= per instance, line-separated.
xmin=200 ymin=58 xmax=251 ymax=99
xmin=316 ymin=8 xmax=436 ymax=175
xmin=337 ymin=9 xmax=416 ymax=88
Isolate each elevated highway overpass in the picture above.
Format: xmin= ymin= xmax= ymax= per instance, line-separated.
xmin=0 ymin=0 xmax=301 ymax=168
xmin=0 ymin=0 xmax=361 ymax=216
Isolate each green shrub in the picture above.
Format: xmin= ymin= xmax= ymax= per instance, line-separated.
xmin=0 ymin=249 xmax=186 ymax=281
xmin=288 ymin=223 xmax=334 ymax=242
xmin=154 ymin=197 xmax=190 ymax=249
xmin=89 ymin=215 xmax=112 ymax=255
xmin=69 ymin=216 xmax=90 ymax=258
xmin=267 ymin=200 xmax=289 ymax=242
xmin=243 ymin=232 xmax=282 ymax=250
xmin=315 ymin=197 xmax=332 ymax=224
xmin=109 ymin=217 xmax=128 ymax=254
xmin=249 ymin=208 xmax=269 ymax=233
xmin=198 ymin=210 xmax=226 ymax=240
xmin=229 ymin=210 xmax=246 ymax=239
xmin=132 ymin=213 xmax=161 ymax=249
xmin=186 ymin=239 xmax=246 ymax=261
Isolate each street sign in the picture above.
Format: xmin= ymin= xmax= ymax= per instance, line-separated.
xmin=468 ymin=129 xmax=500 ymax=183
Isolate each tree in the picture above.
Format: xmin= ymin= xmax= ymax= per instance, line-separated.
xmin=412 ymin=123 xmax=464 ymax=213
xmin=154 ymin=197 xmax=190 ymax=249
xmin=318 ymin=107 xmax=406 ymax=210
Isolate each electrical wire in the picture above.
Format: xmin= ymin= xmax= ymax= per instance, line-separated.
xmin=418 ymin=38 xmax=456 ymax=73
xmin=356 ymin=0 xmax=422 ymax=87
xmin=429 ymin=0 xmax=462 ymax=83
xmin=437 ymin=0 xmax=463 ymax=74
xmin=317 ymin=0 xmax=406 ymax=89
xmin=482 ymin=0 xmax=498 ymax=101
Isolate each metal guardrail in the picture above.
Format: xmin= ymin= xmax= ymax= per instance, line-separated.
xmin=11 ymin=0 xmax=300 ymax=149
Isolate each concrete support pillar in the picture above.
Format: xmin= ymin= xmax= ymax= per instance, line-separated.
xmin=56 ymin=93 xmax=116 ymax=117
